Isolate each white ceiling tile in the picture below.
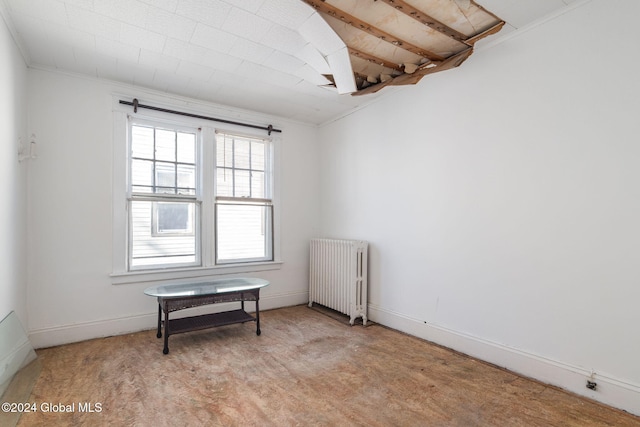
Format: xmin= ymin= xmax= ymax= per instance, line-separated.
xmin=120 ymin=23 xmax=167 ymax=53
xmin=96 ymin=37 xmax=141 ymax=63
xmin=163 ymin=37 xmax=213 ymax=65
xmin=228 ymin=37 xmax=274 ymax=64
xmin=62 ymin=0 xmax=94 ymax=10
xmin=150 ymin=70 xmax=180 ymax=91
xmin=70 ymin=49 xmax=98 ymax=76
xmin=175 ymin=60 xmax=214 ymax=81
xmin=94 ymin=0 xmax=150 ymax=27
xmin=6 ymin=0 xmax=67 ymax=25
xmin=235 ymin=61 xmax=302 ymax=88
xmin=138 ymin=0 xmax=178 ymax=13
xmin=261 ymin=50 xmax=305 ymax=75
xmin=200 ymin=50 xmax=243 ymax=74
xmin=224 ymin=0 xmax=265 ymax=14
xmin=133 ymin=64 xmax=157 ymax=85
xmin=145 ymin=6 xmax=196 ymax=41
xmin=164 ymin=73 xmax=191 ymax=94
xmin=294 ymin=64 xmax=331 ymax=86
xmin=66 ymin=5 xmax=120 ymax=40
xmin=95 ymin=55 xmax=120 ymax=81
xmin=209 ymin=68 xmax=245 ymax=86
xmin=52 ymin=45 xmax=77 ymax=70
xmin=298 ymin=12 xmax=345 ymax=56
xmin=115 ymin=59 xmax=137 ymax=84
xmin=43 ymin=23 xmax=96 ymax=51
xmin=256 ymin=0 xmax=314 ymax=30
xmin=190 ymin=23 xmax=238 ymax=54
xmin=10 ymin=14 xmax=48 ymax=44
xmin=327 ymin=47 xmax=356 ymax=94
xmin=175 ymin=0 xmax=231 ymax=27
xmin=221 ymin=7 xmax=272 ymax=41
xmin=296 ymin=43 xmax=330 ymax=75
xmin=259 ymin=25 xmax=306 ymax=56
xmin=181 ymin=79 xmax=221 ymax=100
xmin=138 ymin=49 xmax=180 ymax=72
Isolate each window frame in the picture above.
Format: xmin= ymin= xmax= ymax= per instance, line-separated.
xmin=127 ymin=118 xmax=202 ymax=271
xmin=214 ymin=131 xmax=274 ymax=265
xmin=111 ymin=97 xmax=282 ymax=285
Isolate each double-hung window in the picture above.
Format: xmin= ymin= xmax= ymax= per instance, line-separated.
xmin=215 ymin=132 xmax=273 ymax=264
xmin=128 ymin=121 xmax=200 ymax=269
xmin=124 ymin=115 xmax=275 ymax=273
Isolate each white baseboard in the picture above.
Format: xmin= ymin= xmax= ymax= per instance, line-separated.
xmin=28 ymin=291 xmax=308 ymax=350
xmin=368 ymin=304 xmax=640 ymax=417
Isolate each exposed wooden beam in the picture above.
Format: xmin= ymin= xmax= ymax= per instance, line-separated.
xmin=348 ymin=47 xmax=403 ymax=72
xmin=375 ymin=0 xmax=469 ymax=44
xmin=304 ymin=0 xmax=445 ymax=62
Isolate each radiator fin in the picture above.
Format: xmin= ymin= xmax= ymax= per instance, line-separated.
xmin=309 ymin=238 xmax=369 ymax=325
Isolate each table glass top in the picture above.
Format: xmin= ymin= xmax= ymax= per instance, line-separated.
xmin=144 ymin=277 xmax=269 ymax=298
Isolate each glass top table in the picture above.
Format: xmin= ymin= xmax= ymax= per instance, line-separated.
xmin=144 ymin=277 xmax=269 ymax=298
xmin=144 ymin=277 xmax=269 ymax=354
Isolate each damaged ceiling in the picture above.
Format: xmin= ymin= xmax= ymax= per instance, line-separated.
xmin=0 ymin=0 xmax=576 ymax=124
xmin=304 ymin=0 xmax=504 ymax=95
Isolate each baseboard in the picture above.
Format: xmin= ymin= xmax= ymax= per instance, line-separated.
xmin=368 ymin=304 xmax=640 ymax=417
xmin=28 ymin=291 xmax=308 ymax=350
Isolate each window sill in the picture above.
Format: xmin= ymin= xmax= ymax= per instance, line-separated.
xmin=110 ymin=261 xmax=283 ymax=285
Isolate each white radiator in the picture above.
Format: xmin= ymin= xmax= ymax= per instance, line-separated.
xmin=309 ymin=238 xmax=369 ymax=325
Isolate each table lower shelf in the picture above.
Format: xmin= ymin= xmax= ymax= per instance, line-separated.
xmin=167 ymin=309 xmax=255 ymax=336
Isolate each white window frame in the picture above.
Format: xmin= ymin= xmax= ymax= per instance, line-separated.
xmin=127 ymin=118 xmax=202 ymax=270
xmin=110 ymin=96 xmax=282 ymax=285
xmin=214 ymin=131 xmax=274 ymax=264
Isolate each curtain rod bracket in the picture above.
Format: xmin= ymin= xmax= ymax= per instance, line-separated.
xmin=133 ymin=98 xmax=138 ymax=113
xmin=267 ymin=125 xmax=273 ymax=136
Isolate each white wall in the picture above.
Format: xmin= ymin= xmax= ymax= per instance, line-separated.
xmin=318 ymin=0 xmax=640 ymax=415
xmin=0 ymin=11 xmax=28 ymax=326
xmin=26 ymin=69 xmax=320 ymax=347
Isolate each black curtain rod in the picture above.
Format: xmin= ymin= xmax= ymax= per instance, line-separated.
xmin=119 ymin=99 xmax=282 ymax=135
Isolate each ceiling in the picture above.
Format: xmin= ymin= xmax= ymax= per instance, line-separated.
xmin=0 ymin=0 xmax=580 ymax=124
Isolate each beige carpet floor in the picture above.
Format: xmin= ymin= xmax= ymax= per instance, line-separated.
xmin=16 ymin=305 xmax=640 ymax=426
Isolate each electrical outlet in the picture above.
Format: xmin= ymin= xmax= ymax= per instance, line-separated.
xmin=586 ymin=380 xmax=597 ymax=391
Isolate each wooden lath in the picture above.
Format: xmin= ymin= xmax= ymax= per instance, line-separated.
xmin=348 ymin=47 xmax=404 ymax=73
xmin=376 ymin=0 xmax=469 ymax=44
xmin=304 ymin=0 xmax=445 ymax=62
xmin=303 ymin=0 xmax=504 ymax=95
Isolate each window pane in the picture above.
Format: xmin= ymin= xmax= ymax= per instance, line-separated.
xmin=155 ymin=129 xmax=176 ymax=162
xmin=177 ymin=132 xmax=195 ymax=164
xmin=130 ymin=200 xmax=198 ymax=268
xmin=234 ymin=170 xmax=251 ymax=197
xmin=156 ymin=202 xmax=193 ymax=234
xmin=155 ymin=162 xmax=176 ymax=194
xmin=251 ymin=171 xmax=264 ymax=198
xmin=177 ymin=164 xmax=196 ymax=194
xmin=251 ymin=141 xmax=264 ymax=171
xmin=234 ymin=138 xmax=251 ymax=169
xmin=216 ymin=135 xmax=233 ymax=167
xmin=216 ymin=204 xmax=271 ymax=262
xmin=131 ymin=126 xmax=154 ymax=159
xmin=131 ymin=159 xmax=153 ymax=192
xmin=216 ymin=168 xmax=233 ymax=197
